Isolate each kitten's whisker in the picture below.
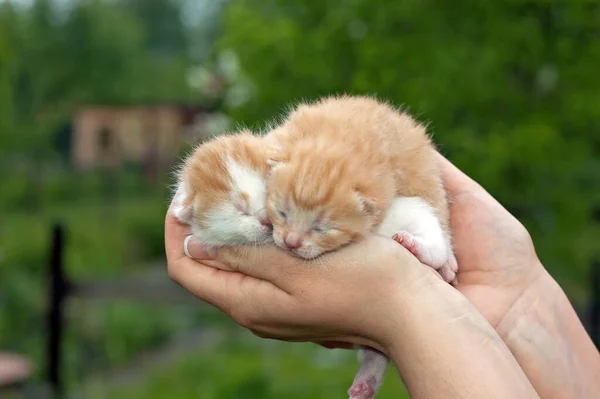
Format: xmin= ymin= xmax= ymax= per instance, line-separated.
xmin=315 ymin=255 xmax=327 ymax=269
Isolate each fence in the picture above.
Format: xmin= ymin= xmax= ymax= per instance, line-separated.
xmin=44 ymin=223 xmax=200 ymax=399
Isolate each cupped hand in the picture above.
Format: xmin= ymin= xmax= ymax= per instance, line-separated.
xmin=438 ymin=154 xmax=546 ymax=328
xmin=167 ymin=153 xmax=547 ymax=348
xmin=165 ymin=194 xmax=452 ymax=354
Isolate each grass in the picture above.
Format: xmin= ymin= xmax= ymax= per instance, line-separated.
xmin=1 ymin=165 xmax=589 ymax=398
xmin=87 ymin=331 xmax=411 ymax=399
xmin=0 ymin=187 xmax=191 ymax=388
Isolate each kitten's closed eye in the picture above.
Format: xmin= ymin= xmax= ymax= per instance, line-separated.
xmin=313 ymin=225 xmax=331 ymax=233
xmin=235 ymin=202 xmax=249 ymax=215
xmin=279 ymin=210 xmax=287 ymax=220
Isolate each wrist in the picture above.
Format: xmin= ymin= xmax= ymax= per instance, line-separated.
xmin=375 ymin=272 xmax=478 ymax=354
xmin=495 ymin=266 xmax=564 ymax=343
xmin=376 ymin=274 xmax=540 ymax=398
xmin=494 ymin=263 xmax=600 ymax=398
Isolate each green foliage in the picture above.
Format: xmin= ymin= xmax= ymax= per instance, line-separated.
xmin=0 ymin=0 xmax=228 ymax=395
xmin=0 ymin=194 xmax=174 ymax=383
xmin=1 ymin=0 xmax=598 ymax=397
xmin=92 ymin=337 xmax=410 ymax=399
xmin=62 ymin=302 xmax=178 ymax=386
xmin=217 ymin=0 xmax=600 ymax=300
xmin=0 ymin=3 xmax=18 ymax=150
xmin=0 ymin=0 xmax=206 ymax=161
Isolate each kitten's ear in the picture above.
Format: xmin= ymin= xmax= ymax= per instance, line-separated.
xmin=355 ymin=192 xmax=379 ymax=216
xmin=266 ymin=158 xmax=283 ymax=168
xmin=171 ymin=183 xmax=194 ymax=224
xmin=265 ymin=145 xmax=289 ymax=169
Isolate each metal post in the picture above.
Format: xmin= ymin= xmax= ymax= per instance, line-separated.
xmin=47 ymin=224 xmax=70 ymax=399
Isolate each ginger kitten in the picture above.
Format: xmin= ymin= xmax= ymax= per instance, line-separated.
xmin=264 ymin=95 xmax=457 ymax=399
xmin=172 ymin=131 xmax=273 ymax=247
xmin=266 ymin=95 xmax=454 ymax=272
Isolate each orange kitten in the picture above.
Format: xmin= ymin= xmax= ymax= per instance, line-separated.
xmin=171 ymin=131 xmax=273 ymax=247
xmin=264 ymin=95 xmax=457 ymax=399
xmin=266 ymin=95 xmax=453 ymax=268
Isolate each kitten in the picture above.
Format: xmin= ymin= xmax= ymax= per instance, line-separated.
xmin=264 ymin=95 xmax=457 ymax=399
xmin=171 ymin=131 xmax=274 ymax=247
xmin=265 ymin=95 xmax=455 ymax=274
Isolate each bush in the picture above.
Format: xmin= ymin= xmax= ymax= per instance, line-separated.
xmin=0 ymin=196 xmax=174 ymax=384
xmin=91 ymin=335 xmax=411 ymax=399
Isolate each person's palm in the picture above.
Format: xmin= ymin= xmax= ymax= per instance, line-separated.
xmin=440 ymin=155 xmax=545 ymax=328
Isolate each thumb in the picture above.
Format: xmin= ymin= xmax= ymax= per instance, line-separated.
xmin=436 ymin=152 xmax=484 ymax=197
xmin=215 ymin=244 xmax=307 ymax=289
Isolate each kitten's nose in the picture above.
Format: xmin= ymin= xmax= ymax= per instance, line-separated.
xmin=256 ymin=209 xmax=272 ymax=227
xmin=284 ymin=232 xmax=302 ymax=249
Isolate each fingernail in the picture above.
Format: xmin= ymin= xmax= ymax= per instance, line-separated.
xmin=205 ymin=246 xmax=218 ymax=259
xmin=185 ymin=235 xmax=217 ymax=260
xmin=184 ymin=235 xmax=193 ymax=258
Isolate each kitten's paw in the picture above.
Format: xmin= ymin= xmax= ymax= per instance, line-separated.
xmin=437 ymin=264 xmax=456 ymax=284
xmin=446 ymin=251 xmax=459 ymax=273
xmin=348 ymin=377 xmax=376 ymax=399
xmin=392 ymin=231 xmax=447 ymax=268
xmin=439 ymin=252 xmax=459 ymax=285
xmin=392 ymin=231 xmax=419 ymax=257
xmin=392 ymin=231 xmax=456 ymax=283
xmin=448 ymin=252 xmax=460 ymax=285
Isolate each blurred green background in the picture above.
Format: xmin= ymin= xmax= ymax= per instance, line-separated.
xmin=0 ymin=0 xmax=598 ymax=398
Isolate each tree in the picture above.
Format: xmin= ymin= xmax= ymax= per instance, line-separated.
xmin=216 ymin=0 xmax=600 ymax=300
xmin=0 ymin=3 xmax=17 ymax=153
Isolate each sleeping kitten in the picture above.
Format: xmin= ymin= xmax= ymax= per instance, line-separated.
xmin=265 ymin=95 xmax=456 ymax=277
xmin=171 ymin=131 xmax=274 ymax=247
xmin=264 ymin=95 xmax=457 ymax=399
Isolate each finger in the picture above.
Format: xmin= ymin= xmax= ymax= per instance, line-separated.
xmin=165 ymin=208 xmax=193 ymax=266
xmin=250 ymin=326 xmax=385 ymax=353
xmin=185 ymin=235 xmax=218 ymax=260
xmin=167 ymin=255 xmax=242 ymax=314
xmin=436 ymin=152 xmax=511 ymax=215
xmin=435 ymin=152 xmax=484 ymax=196
xmin=165 ymin=188 xmax=225 ymax=268
xmin=216 ymin=244 xmax=308 ymax=288
xmin=165 ymin=196 xmax=234 ymax=276
xmin=218 ymin=233 xmax=418 ymax=285
xmin=168 ymin=254 xmax=290 ymax=322
xmin=450 ymin=275 xmax=459 ymax=287
xmin=446 ymin=252 xmax=459 ymax=273
xmin=166 ymin=187 xmax=302 ymax=291
xmin=437 ymin=265 xmax=456 ymax=284
xmin=316 ymin=340 xmax=354 ymax=350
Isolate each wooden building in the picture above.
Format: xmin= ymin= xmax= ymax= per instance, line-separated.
xmin=71 ymin=105 xmax=213 ymax=170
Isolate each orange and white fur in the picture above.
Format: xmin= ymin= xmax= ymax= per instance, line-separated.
xmin=264 ymin=95 xmax=457 ymax=399
xmin=171 ymin=131 xmax=274 ymax=247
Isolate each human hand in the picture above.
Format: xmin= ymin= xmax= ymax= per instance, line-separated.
xmin=437 ymin=154 xmax=545 ymax=328
xmin=440 ymin=154 xmax=600 ymax=399
xmin=165 ymin=190 xmax=460 ymax=354
xmin=303 ymin=154 xmax=547 ymax=346
xmin=166 ymin=189 xmax=542 ymax=399
xmin=168 ymin=155 xmax=545 ymax=338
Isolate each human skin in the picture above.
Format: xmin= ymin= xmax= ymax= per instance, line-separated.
xmin=166 ymin=178 xmax=537 ymax=398
xmin=166 ymin=154 xmax=600 ymax=398
xmin=320 ymin=155 xmax=600 ymax=399
xmin=436 ymin=154 xmax=600 ymax=399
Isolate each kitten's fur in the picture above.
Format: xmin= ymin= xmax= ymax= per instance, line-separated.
xmin=173 ymin=96 xmax=457 ymax=399
xmin=265 ymin=95 xmax=457 ymax=399
xmin=172 ymin=131 xmax=273 ymax=247
xmin=266 ymin=95 xmax=451 ymax=261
